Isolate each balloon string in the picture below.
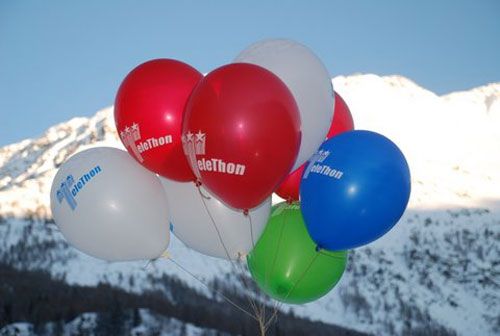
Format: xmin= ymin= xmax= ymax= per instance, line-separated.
xmin=261 ymin=201 xmax=302 ymax=332
xmin=195 ymin=180 xmax=211 ymax=199
xmin=142 ymin=259 xmax=154 ymax=270
xmin=161 ymin=254 xmax=259 ymax=322
xmin=317 ymin=250 xmax=347 ymax=260
xmin=195 ymin=184 xmax=234 ymax=261
xmin=266 ymin=204 xmax=288 ymax=288
xmin=245 ymin=211 xmax=269 ymax=332
xmin=260 ymin=202 xmax=291 ymax=333
xmin=195 ymin=184 xmax=262 ymax=323
xmin=246 ymin=211 xmax=256 ymax=251
xmin=265 ymin=250 xmax=321 ymax=331
xmin=264 ymin=202 xmax=313 ymax=332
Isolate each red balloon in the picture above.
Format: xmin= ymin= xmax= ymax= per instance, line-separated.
xmin=275 ymin=164 xmax=305 ymax=201
xmin=182 ymin=63 xmax=301 ymax=210
xmin=275 ymin=92 xmax=354 ymax=201
xmin=115 ymin=59 xmax=202 ymax=181
xmin=326 ymin=92 xmax=354 ymax=138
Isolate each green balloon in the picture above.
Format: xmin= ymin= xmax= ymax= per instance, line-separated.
xmin=247 ymin=202 xmax=347 ymax=304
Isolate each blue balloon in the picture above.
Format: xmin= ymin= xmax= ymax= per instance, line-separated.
xmin=300 ymin=130 xmax=411 ymax=251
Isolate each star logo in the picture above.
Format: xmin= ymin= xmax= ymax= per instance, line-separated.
xmin=195 ymin=130 xmax=205 ymax=142
xmin=120 ymin=123 xmax=144 ymax=162
xmin=194 ymin=130 xmax=206 ymax=155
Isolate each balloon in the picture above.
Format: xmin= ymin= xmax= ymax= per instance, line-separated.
xmin=276 ymin=92 xmax=354 ymax=201
xmin=50 ymin=147 xmax=170 ymax=261
xmin=235 ymin=39 xmax=333 ymax=171
xmin=247 ymin=202 xmax=347 ymax=304
xmin=115 ymin=59 xmax=203 ymax=181
xmin=326 ymin=92 xmax=354 ymax=138
xmin=275 ymin=164 xmax=305 ymax=201
xmin=161 ymin=178 xmax=271 ymax=260
xmin=182 ymin=63 xmax=301 ymax=210
xmin=300 ymin=130 xmax=411 ymax=251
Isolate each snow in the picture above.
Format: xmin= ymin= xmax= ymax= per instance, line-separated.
xmin=0 ymin=310 xmax=230 ymax=336
xmin=0 ymin=74 xmax=499 ymax=335
xmin=0 ymin=323 xmax=34 ymax=336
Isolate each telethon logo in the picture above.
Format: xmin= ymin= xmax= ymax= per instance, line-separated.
xmin=197 ymin=158 xmax=246 ymax=176
xmin=120 ymin=122 xmax=173 ymax=162
xmin=56 ymin=166 xmax=102 ymax=211
xmin=303 ymin=150 xmax=344 ymax=180
xmin=182 ymin=130 xmax=207 ymax=156
xmin=183 ymin=130 xmax=247 ymax=177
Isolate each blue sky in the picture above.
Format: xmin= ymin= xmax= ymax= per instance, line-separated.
xmin=1 ymin=0 xmax=499 ymax=146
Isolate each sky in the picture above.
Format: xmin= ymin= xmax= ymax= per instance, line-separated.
xmin=1 ymin=0 xmax=499 ymax=146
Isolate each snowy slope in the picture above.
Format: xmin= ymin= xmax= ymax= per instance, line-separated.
xmin=0 ymin=74 xmax=499 ymax=335
xmin=0 ymin=309 xmax=233 ymax=336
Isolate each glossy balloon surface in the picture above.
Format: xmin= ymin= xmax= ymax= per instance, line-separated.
xmin=300 ymin=131 xmax=411 ymax=250
xmin=235 ymin=39 xmax=333 ymax=171
xmin=247 ymin=203 xmax=347 ymax=304
xmin=161 ymin=178 xmax=271 ymax=260
xmin=326 ymin=92 xmax=354 ymax=138
xmin=50 ymin=147 xmax=170 ymax=261
xmin=275 ymin=164 xmax=305 ymax=201
xmin=115 ymin=59 xmax=202 ymax=181
xmin=182 ymin=63 xmax=301 ymax=210
xmin=276 ymin=92 xmax=354 ymax=201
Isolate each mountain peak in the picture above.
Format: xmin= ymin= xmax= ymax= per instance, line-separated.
xmin=0 ymin=74 xmax=499 ymax=336
xmin=334 ymin=73 xmax=436 ymax=97
xmin=442 ymin=82 xmax=500 ymax=117
xmin=1 ymin=74 xmax=499 ymax=218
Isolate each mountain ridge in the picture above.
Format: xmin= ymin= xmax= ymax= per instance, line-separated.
xmin=1 ymin=73 xmax=499 ymax=219
xmin=0 ymin=73 xmax=499 ymax=335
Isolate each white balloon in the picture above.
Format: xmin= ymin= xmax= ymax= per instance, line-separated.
xmin=50 ymin=147 xmax=170 ymax=261
xmin=161 ymin=178 xmax=271 ymax=260
xmin=234 ymin=39 xmax=334 ymax=171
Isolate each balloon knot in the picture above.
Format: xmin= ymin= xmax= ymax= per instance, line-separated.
xmin=243 ymin=209 xmax=249 ymax=216
xmin=195 ymin=180 xmax=202 ymax=187
xmin=315 ymin=245 xmax=322 ymax=252
xmin=237 ymin=252 xmax=246 ymax=261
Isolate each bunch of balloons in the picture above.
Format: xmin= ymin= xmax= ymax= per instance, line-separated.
xmin=50 ymin=39 xmax=411 ymax=305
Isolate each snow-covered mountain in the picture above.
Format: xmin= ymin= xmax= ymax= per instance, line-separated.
xmin=0 ymin=74 xmax=499 ymax=335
